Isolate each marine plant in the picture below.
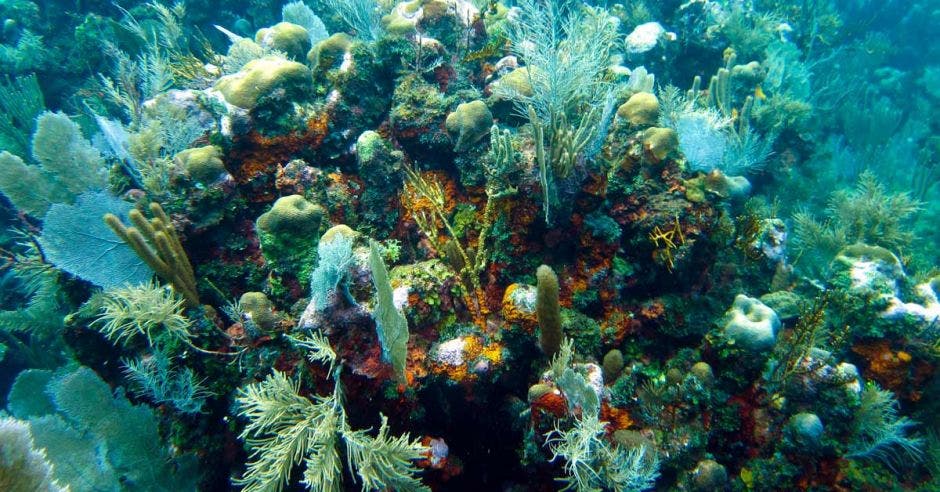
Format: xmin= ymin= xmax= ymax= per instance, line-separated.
xmin=498 ymin=0 xmax=617 ymax=224
xmin=544 ymin=339 xmax=661 ymax=491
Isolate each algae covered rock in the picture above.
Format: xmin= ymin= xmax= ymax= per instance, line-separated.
xmin=173 ymin=145 xmax=226 ymax=184
xmin=215 ymin=56 xmax=312 ymax=110
xmin=617 ymin=91 xmax=659 ymax=127
xmin=690 ymin=459 xmax=727 ymax=491
xmin=356 ymin=131 xmax=404 ymax=233
xmin=255 ymin=22 xmax=312 ymax=61
xmin=445 ymin=100 xmax=493 ymax=151
xmin=721 ymin=294 xmax=780 ymax=351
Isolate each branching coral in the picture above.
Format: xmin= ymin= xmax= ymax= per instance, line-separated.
xmin=235 ymin=369 xmax=428 ymax=492
xmin=93 ymin=281 xmax=193 ymax=346
xmin=104 ymin=200 xmax=200 ymax=307
xmin=544 ymin=341 xmax=660 ymax=491
xmin=791 ymin=171 xmax=920 ymax=276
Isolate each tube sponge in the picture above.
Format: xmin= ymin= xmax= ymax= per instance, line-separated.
xmin=536 ymin=265 xmax=562 ymax=358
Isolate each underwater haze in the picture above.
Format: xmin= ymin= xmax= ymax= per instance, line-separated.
xmin=1 ymin=0 xmax=939 ymax=490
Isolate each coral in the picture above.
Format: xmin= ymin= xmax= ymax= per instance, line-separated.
xmin=6 ymin=366 xmax=198 ymax=491
xmin=602 ymin=349 xmax=624 ymax=382
xmin=92 ymin=281 xmax=193 ymax=346
xmin=122 ymin=350 xmax=210 ymax=414
xmin=322 ymin=0 xmax=384 ymax=41
xmin=720 ymin=294 xmax=780 ymax=352
xmin=235 ymin=370 xmax=428 ymax=492
xmin=846 ymin=383 xmax=923 ymax=472
xmin=239 ymin=291 xmax=278 ymax=331
xmin=0 ymin=111 xmax=107 ymax=217
xmin=791 ymin=172 xmax=920 ymax=277
xmin=787 ymin=412 xmax=824 ymax=447
xmin=172 ymin=144 xmax=226 ymax=184
xmin=502 ymin=283 xmax=538 ymax=328
xmin=445 ymin=100 xmax=493 ymax=151
xmin=308 ymin=33 xmax=354 ymax=71
xmin=369 ymin=239 xmax=409 ymax=383
xmin=38 ymin=191 xmax=153 ymax=289
xmin=0 ymin=73 xmax=44 ymax=158
xmin=689 ymin=459 xmax=727 ymax=491
xmin=282 ymin=1 xmax=329 ymax=47
xmin=305 ymin=226 xmax=357 ymax=315
xmin=214 ymin=56 xmax=313 ymax=110
xmin=256 ymin=194 xmax=325 ymax=273
xmin=642 ymin=127 xmax=679 ymax=162
xmin=104 ymin=200 xmax=200 ymax=307
xmin=0 ymin=417 xmax=66 ymax=492
xmin=536 ymin=264 xmax=562 ymax=358
xmin=255 ymin=22 xmax=312 ymax=61
xmin=617 ymin=92 xmax=660 ymax=127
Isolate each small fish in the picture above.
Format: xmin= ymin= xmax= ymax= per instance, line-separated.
xmin=754 ymin=85 xmax=766 ymax=100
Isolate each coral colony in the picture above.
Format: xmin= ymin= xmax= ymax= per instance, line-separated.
xmin=1 ymin=0 xmax=939 ymax=490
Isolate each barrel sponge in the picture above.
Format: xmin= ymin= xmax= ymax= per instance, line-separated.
xmin=215 ymin=56 xmax=312 ymax=109
xmin=721 ymin=294 xmax=780 ymax=351
xmin=617 ymin=92 xmax=659 ymax=127
xmin=536 ymin=264 xmax=562 ymax=358
xmin=445 ymin=100 xmax=493 ymax=150
xmin=255 ymin=22 xmax=311 ymax=61
xmin=256 ymin=195 xmax=324 ymax=237
xmin=173 ymin=145 xmax=225 ymax=184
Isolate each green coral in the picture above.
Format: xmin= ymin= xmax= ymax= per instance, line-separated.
xmin=0 ymin=417 xmax=66 ymax=492
xmin=91 ymin=281 xmax=193 ymax=346
xmin=6 ymin=366 xmax=199 ymax=492
xmin=791 ymin=171 xmax=920 ymax=277
xmin=256 ymin=195 xmax=325 ymax=278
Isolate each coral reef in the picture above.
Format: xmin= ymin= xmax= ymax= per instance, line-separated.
xmin=0 ymin=0 xmax=937 ymax=490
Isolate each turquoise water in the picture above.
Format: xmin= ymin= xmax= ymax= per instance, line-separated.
xmin=0 ymin=0 xmax=937 ymax=490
